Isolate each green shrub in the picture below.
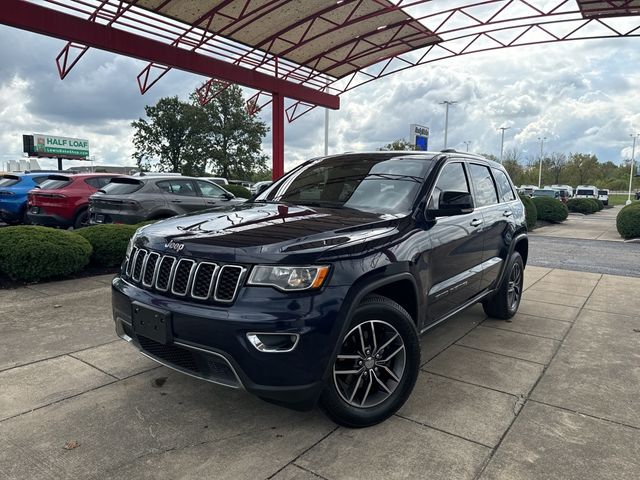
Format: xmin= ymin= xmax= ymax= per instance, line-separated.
xmin=616 ymin=202 xmax=640 ymax=239
xmin=567 ymin=198 xmax=597 ymax=214
xmin=519 ymin=194 xmax=537 ymax=230
xmin=76 ymin=224 xmax=139 ymax=267
xmin=594 ymin=199 xmax=604 ymax=211
xmin=0 ymin=226 xmax=92 ymax=282
xmin=531 ymin=196 xmax=568 ymax=222
xmin=224 ymin=184 xmax=251 ymax=198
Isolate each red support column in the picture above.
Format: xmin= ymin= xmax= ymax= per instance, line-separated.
xmin=272 ymin=92 xmax=285 ymax=180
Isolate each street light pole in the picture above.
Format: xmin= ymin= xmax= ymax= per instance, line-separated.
xmin=463 ymin=140 xmax=471 ymax=152
xmin=440 ymin=100 xmax=457 ymax=149
xmin=627 ymin=133 xmax=639 ymax=205
xmin=324 ymin=108 xmax=329 ymax=156
xmin=499 ymin=127 xmax=510 ymax=163
xmin=537 ymin=137 xmax=547 ymax=188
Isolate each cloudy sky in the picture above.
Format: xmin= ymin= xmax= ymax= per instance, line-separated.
xmin=0 ymin=14 xmax=639 ymax=173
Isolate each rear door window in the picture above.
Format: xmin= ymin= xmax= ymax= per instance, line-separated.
xmin=468 ymin=164 xmax=498 ymax=208
xmin=156 ymin=179 xmax=198 ymax=196
xmin=492 ymin=169 xmax=516 ymax=202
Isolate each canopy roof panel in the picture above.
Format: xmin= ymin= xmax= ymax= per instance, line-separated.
xmin=577 ymin=0 xmax=640 ymax=18
xmin=132 ymin=0 xmax=441 ymax=79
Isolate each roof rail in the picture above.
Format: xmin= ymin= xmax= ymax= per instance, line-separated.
xmin=440 ymin=148 xmax=459 ymax=153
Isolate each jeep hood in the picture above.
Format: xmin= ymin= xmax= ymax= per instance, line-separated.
xmin=133 ymin=202 xmax=404 ymax=263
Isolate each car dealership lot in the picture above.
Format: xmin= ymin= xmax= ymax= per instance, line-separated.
xmin=1 ymin=266 xmax=639 ymax=480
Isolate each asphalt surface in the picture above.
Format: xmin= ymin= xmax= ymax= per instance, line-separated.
xmin=528 ymin=235 xmax=640 ymax=277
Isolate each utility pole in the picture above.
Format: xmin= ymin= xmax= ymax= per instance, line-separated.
xmin=537 ymin=137 xmax=547 ymax=188
xmin=463 ymin=140 xmax=471 ymax=152
xmin=499 ymin=127 xmax=511 ymax=163
xmin=627 ymin=133 xmax=639 ymax=205
xmin=440 ymin=100 xmax=457 ymax=149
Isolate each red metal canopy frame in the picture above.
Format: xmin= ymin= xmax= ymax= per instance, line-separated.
xmin=0 ymin=0 xmax=639 ymax=179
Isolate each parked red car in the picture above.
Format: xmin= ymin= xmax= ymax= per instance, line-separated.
xmin=27 ymin=173 xmax=121 ymax=228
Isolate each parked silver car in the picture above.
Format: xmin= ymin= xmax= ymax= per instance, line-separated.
xmin=89 ymin=175 xmax=245 ymax=225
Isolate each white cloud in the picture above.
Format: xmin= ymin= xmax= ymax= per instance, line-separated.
xmin=1 ymin=25 xmax=639 ymax=173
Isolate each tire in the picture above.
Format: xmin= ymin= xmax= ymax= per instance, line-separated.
xmin=320 ymin=294 xmax=420 ymax=428
xmin=482 ymin=252 xmax=524 ymax=320
xmin=73 ymin=209 xmax=90 ymax=229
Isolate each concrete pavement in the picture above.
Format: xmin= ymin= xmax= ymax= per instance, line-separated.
xmin=531 ymin=205 xmax=622 ymax=241
xmin=1 ymin=268 xmax=639 ymax=479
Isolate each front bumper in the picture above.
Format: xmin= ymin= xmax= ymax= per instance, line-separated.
xmin=112 ymin=276 xmax=350 ymax=410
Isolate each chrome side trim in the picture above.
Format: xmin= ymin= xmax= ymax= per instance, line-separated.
xmin=420 ymin=289 xmax=494 ymax=334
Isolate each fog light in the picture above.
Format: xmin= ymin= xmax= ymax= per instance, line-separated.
xmin=246 ymin=333 xmax=299 ymax=353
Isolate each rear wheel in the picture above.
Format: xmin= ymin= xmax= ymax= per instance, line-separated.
xmin=73 ymin=209 xmax=90 ymax=229
xmin=320 ymin=295 xmax=420 ymax=428
xmin=482 ymin=252 xmax=524 ymax=320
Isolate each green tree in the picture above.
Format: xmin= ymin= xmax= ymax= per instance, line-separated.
xmin=131 ymin=96 xmax=207 ymax=175
xmin=379 ymin=138 xmax=416 ymax=151
xmin=566 ymin=153 xmax=599 ymax=185
xmin=196 ymin=85 xmax=269 ymax=180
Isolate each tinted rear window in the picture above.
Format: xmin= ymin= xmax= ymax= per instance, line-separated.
xmin=0 ymin=175 xmax=20 ymax=187
xmin=577 ymin=189 xmax=594 ymax=195
xmin=598 ymin=190 xmax=608 ymax=195
xmin=38 ymin=176 xmax=72 ymax=190
xmin=100 ymin=178 xmax=143 ymax=195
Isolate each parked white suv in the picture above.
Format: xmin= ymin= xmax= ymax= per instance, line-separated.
xmin=575 ymin=185 xmax=598 ymax=199
xmin=598 ymin=189 xmax=609 ymax=206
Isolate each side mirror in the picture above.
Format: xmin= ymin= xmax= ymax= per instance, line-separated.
xmin=427 ymin=191 xmax=474 ymax=218
xmin=223 ymin=192 xmax=235 ymax=200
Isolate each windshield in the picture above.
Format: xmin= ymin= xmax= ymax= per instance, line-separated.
xmin=99 ymin=178 xmax=143 ymax=195
xmin=257 ymin=154 xmax=434 ymax=214
xmin=577 ymin=189 xmax=594 ymax=196
xmin=534 ymin=190 xmax=556 ymax=197
xmin=598 ymin=190 xmax=608 ymax=195
xmin=0 ymin=175 xmax=20 ymax=187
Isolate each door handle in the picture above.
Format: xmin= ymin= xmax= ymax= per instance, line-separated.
xmin=503 ymin=210 xmax=513 ymax=217
xmin=470 ymin=218 xmax=483 ymax=227
xmin=171 ymin=199 xmax=182 ymax=203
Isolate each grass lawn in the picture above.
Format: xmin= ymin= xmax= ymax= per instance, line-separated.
xmin=608 ymin=194 xmax=639 ymax=206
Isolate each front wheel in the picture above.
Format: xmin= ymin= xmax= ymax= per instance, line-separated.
xmin=482 ymin=251 xmax=524 ymax=320
xmin=320 ymin=295 xmax=420 ymax=428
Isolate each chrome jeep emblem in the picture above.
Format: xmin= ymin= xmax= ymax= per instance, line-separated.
xmin=164 ymin=240 xmax=185 ymax=252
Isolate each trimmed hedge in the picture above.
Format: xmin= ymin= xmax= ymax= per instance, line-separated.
xmin=224 ymin=184 xmax=251 ymax=198
xmin=0 ymin=226 xmax=92 ymax=282
xmin=616 ymin=202 xmax=640 ymax=239
xmin=519 ymin=194 xmax=537 ymax=230
xmin=531 ymin=196 xmax=568 ymax=223
xmin=567 ymin=198 xmax=598 ymax=214
xmin=76 ymin=224 xmax=139 ymax=267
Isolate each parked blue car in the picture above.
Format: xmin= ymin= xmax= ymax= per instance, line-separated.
xmin=0 ymin=173 xmax=53 ymax=224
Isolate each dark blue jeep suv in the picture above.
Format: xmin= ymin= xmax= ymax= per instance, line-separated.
xmin=112 ymin=151 xmax=528 ymax=427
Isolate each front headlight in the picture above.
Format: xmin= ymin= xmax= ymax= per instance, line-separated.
xmin=125 ymin=237 xmax=134 ymax=261
xmin=248 ymin=265 xmax=330 ymax=291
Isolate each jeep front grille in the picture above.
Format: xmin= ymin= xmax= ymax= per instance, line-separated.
xmin=126 ymin=247 xmax=246 ymax=303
